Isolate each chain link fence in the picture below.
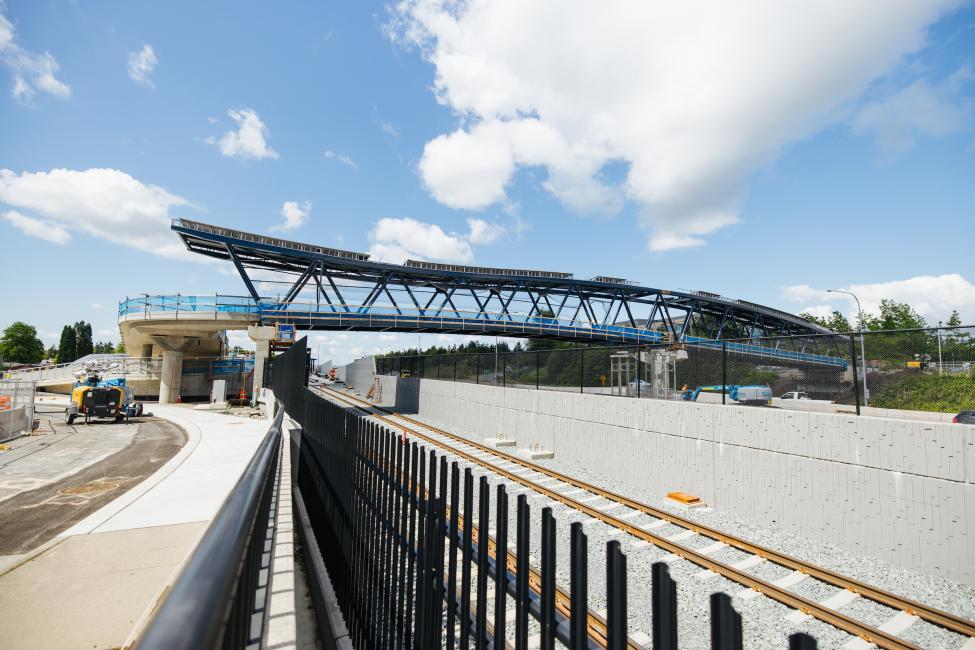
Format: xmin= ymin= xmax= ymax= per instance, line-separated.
xmin=375 ymin=325 xmax=975 ymax=423
xmin=0 ymin=380 xmax=36 ymax=442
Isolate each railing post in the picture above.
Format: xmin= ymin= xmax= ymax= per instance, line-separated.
xmin=454 ymin=353 xmax=458 ymax=383
xmin=849 ymin=333 xmax=861 ymax=416
xmin=569 ymin=522 xmax=587 ymax=650
xmin=536 ymin=350 xmax=540 ymax=390
xmin=515 ymin=494 xmax=530 ymax=649
xmin=475 ymin=476 xmax=489 ymax=648
xmin=579 ymin=347 xmax=584 ymax=394
xmin=722 ymin=340 xmax=727 ymax=405
xmin=652 ymin=562 xmax=678 ymax=650
xmin=502 ymin=352 xmax=506 ymax=388
xmin=540 ymin=507 xmax=556 ymax=650
xmin=606 ymin=540 xmax=627 ymax=650
xmin=789 ymin=633 xmax=818 ymax=649
xmin=476 ymin=353 xmax=480 ymax=384
xmin=710 ymin=592 xmax=743 ymax=650
xmin=494 ymin=484 xmax=509 ymax=650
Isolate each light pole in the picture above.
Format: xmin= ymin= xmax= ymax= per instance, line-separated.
xmin=827 ymin=289 xmax=869 ymax=405
xmin=316 ymin=340 xmax=325 ymax=375
xmin=937 ymin=321 xmax=943 ymax=375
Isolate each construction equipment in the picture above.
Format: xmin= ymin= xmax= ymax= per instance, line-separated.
xmin=65 ymin=373 xmax=143 ymax=425
xmin=681 ymin=384 xmax=772 ymax=406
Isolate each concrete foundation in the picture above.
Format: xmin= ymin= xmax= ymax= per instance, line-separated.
xmin=248 ymin=326 xmax=275 ymax=406
xmin=366 ymin=374 xmax=975 ymax=585
xmin=159 ymin=350 xmax=184 ymax=404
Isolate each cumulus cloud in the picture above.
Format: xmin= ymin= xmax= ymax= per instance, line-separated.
xmin=368 ymin=217 xmax=473 ymax=264
xmin=0 ymin=168 xmax=194 ymax=258
xmin=127 ymin=44 xmax=157 ymax=88
xmin=852 ymin=66 xmax=972 ymax=155
xmin=465 ymin=217 xmax=505 ymax=245
xmin=0 ymin=7 xmax=70 ymax=102
xmin=2 ymin=209 xmax=70 ymax=243
xmin=783 ymin=274 xmax=975 ymax=324
xmin=389 ymin=0 xmax=964 ymax=251
xmin=207 ymin=108 xmax=279 ymax=160
xmin=324 ymin=149 xmax=358 ymax=169
xmin=271 ymin=200 xmax=311 ymax=232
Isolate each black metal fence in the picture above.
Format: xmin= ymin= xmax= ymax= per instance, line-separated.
xmin=137 ymin=408 xmax=283 ymax=649
xmin=375 ymin=326 xmax=975 ymax=421
xmin=277 ymin=338 xmax=819 ymax=649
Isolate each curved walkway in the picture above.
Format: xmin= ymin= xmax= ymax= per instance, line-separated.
xmin=0 ymin=405 xmax=270 ymax=650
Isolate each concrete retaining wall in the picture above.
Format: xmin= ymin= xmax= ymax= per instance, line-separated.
xmin=345 ymin=357 xmax=378 ymax=393
xmin=376 ymin=375 xmax=975 ymax=585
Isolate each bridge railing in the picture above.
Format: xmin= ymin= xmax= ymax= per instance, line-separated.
xmin=136 ymin=407 xmax=284 ymax=649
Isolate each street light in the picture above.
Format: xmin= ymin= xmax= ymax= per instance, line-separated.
xmin=827 ymin=289 xmax=869 ymax=405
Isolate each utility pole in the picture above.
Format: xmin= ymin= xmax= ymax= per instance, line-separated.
xmin=828 ymin=289 xmax=869 ymax=406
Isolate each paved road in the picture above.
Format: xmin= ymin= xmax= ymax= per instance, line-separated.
xmin=0 ymin=418 xmax=185 ymax=554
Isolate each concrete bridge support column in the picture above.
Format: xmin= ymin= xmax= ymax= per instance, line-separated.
xmin=249 ymin=325 xmax=275 ymax=406
xmin=154 ymin=336 xmax=194 ymax=404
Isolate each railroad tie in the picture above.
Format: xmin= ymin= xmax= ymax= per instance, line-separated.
xmin=786 ymin=588 xmax=859 ymax=624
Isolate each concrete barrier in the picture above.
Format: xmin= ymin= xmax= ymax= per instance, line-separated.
xmin=375 ymin=375 xmax=975 ymax=585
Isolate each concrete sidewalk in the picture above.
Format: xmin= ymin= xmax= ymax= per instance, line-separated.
xmin=0 ymin=405 xmax=271 ymax=650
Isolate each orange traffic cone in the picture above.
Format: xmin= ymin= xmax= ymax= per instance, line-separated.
xmin=239 ymin=387 xmax=247 ymax=402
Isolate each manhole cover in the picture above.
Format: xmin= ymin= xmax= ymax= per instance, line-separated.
xmin=58 ymin=481 xmax=121 ymax=495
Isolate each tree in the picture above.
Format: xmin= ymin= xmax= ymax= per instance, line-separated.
xmin=93 ymin=341 xmax=115 ymax=354
xmin=946 ymin=310 xmax=962 ymax=328
xmin=862 ymin=299 xmax=926 ymax=331
xmin=800 ymin=310 xmax=851 ymax=333
xmin=0 ymin=322 xmax=46 ymax=364
xmin=74 ymin=321 xmax=94 ymax=358
xmin=115 ymin=340 xmax=126 ymax=354
xmin=45 ymin=345 xmax=58 ymax=360
xmin=56 ymin=325 xmax=76 ymax=364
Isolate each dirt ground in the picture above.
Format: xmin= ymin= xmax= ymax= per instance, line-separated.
xmin=0 ymin=417 xmax=185 ymax=555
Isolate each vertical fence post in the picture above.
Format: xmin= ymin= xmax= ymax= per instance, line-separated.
xmin=536 ymin=351 xmax=540 ymax=390
xmin=652 ymin=562 xmax=678 ymax=650
xmin=849 ymin=333 xmax=861 ymax=416
xmin=515 ymin=494 xmax=530 ymax=649
xmin=569 ymin=522 xmax=588 ymax=650
xmin=580 ymin=348 xmax=584 ymax=394
xmin=494 ymin=484 xmax=509 ymax=650
xmin=502 ymin=352 xmax=507 ymax=388
xmin=460 ymin=468 xmax=474 ymax=648
xmin=476 ymin=476 xmax=489 ymax=649
xmin=721 ymin=341 xmax=727 ymax=405
xmin=606 ymin=540 xmax=627 ymax=650
xmin=454 ymin=354 xmax=458 ymax=383
xmin=476 ymin=354 xmax=480 ymax=385
xmin=636 ymin=346 xmax=641 ymax=398
xmin=446 ymin=462 xmax=460 ymax=649
xmin=710 ymin=592 xmax=743 ymax=650
xmin=789 ymin=633 xmax=818 ymax=649
xmin=540 ymin=507 xmax=556 ymax=650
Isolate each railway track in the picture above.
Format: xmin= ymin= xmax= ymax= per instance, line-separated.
xmin=316 ymin=384 xmax=975 ymax=650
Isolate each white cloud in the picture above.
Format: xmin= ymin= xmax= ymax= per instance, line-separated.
xmin=0 ymin=168 xmax=194 ymax=258
xmin=465 ymin=217 xmax=505 ymax=245
xmin=782 ymin=274 xmax=975 ymax=324
xmin=271 ymin=200 xmax=311 ymax=233
xmin=368 ymin=217 xmax=473 ymax=264
xmin=377 ymin=118 xmax=399 ymax=138
xmin=1 ymin=8 xmax=70 ymax=102
xmin=389 ymin=0 xmax=963 ymax=251
xmin=90 ymin=303 xmax=104 ymax=310
xmin=208 ymin=108 xmax=279 ymax=160
xmin=127 ymin=44 xmax=157 ymax=88
xmin=852 ymin=66 xmax=972 ymax=154
xmin=324 ymin=149 xmax=358 ymax=169
xmin=2 ymin=209 xmax=70 ymax=243
xmin=797 ymin=304 xmax=838 ymax=320
xmin=207 ymin=116 xmax=218 ymax=124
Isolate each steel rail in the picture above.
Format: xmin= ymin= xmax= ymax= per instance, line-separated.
xmin=383 ymin=407 xmax=975 ymax=640
xmin=321 ymin=386 xmax=975 ymax=649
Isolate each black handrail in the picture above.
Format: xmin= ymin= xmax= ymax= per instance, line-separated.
xmin=136 ymin=407 xmax=284 ymax=649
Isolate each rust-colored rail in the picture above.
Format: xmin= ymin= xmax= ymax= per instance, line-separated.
xmin=321 ymin=385 xmax=975 ymax=649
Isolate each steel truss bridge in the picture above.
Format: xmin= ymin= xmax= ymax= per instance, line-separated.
xmin=152 ymin=219 xmax=845 ymax=368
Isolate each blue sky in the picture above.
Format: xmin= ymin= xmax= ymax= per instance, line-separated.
xmin=1 ymin=1 xmax=973 ymax=362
